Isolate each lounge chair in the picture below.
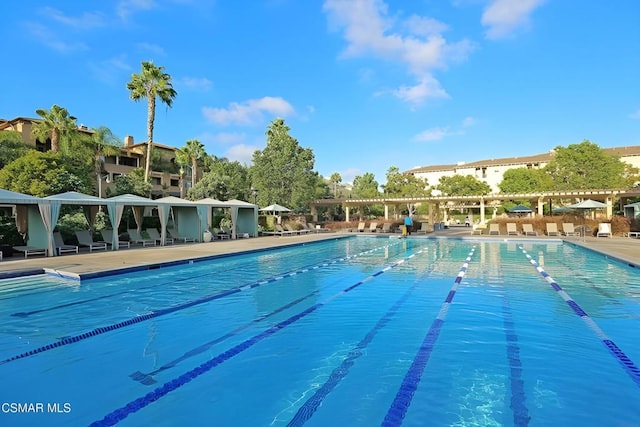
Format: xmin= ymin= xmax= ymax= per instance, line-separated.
xmin=213 ymin=227 xmax=231 ymax=240
xmin=101 ymin=229 xmax=130 ymax=248
xmin=415 ymin=222 xmax=429 ymax=234
xmin=506 ymin=223 xmax=518 ymax=236
xmin=562 ymin=223 xmax=580 ymax=237
xmin=354 ymin=222 xmax=365 ymax=232
xmin=146 ymin=228 xmax=174 ymax=245
xmin=380 ymin=223 xmax=393 ymax=233
xmin=546 ymin=223 xmax=560 ymax=236
xmin=368 ymin=222 xmax=378 ymax=232
xmin=13 ymin=246 xmax=47 ymax=258
xmin=75 ymin=230 xmax=108 ymax=252
xmin=285 ymin=224 xmax=306 ymax=234
xmin=308 ymin=223 xmax=330 ymax=232
xmin=53 ymin=232 xmax=78 ymax=255
xmin=522 ymin=224 xmax=537 ymax=236
xmin=597 ymin=223 xmax=612 ymax=238
xmin=127 ymin=229 xmax=157 ymax=247
xmin=488 ymin=224 xmax=501 ymax=235
xmin=167 ymin=228 xmax=196 ymax=243
xmin=471 ymin=224 xmax=485 ymax=235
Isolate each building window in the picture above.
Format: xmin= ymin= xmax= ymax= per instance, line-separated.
xmin=119 ymin=156 xmax=138 ymax=167
xmin=170 ymin=178 xmax=179 ymax=187
xmin=151 ymin=177 xmax=162 ymax=185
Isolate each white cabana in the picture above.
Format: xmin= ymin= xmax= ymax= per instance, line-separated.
xmin=104 ymin=194 xmax=168 ymax=249
xmin=0 ymin=189 xmax=47 ymax=253
xmin=41 ymin=191 xmax=106 ymax=257
xmin=624 ymin=201 xmax=640 ymax=219
xmin=194 ymin=198 xmax=258 ymax=239
xmin=153 ymin=196 xmax=202 ymax=245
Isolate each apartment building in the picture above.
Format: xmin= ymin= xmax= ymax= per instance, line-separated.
xmin=405 ymin=146 xmax=640 ymax=192
xmin=0 ymin=117 xmax=190 ymax=197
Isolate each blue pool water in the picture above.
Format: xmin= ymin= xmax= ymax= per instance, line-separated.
xmin=0 ymin=236 xmax=639 ymax=426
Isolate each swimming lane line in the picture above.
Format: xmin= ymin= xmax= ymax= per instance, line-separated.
xmin=0 ymin=241 xmax=399 ymax=366
xmin=502 ymin=293 xmax=530 ymax=427
xmin=518 ymin=245 xmax=640 ymax=388
xmin=90 ymin=246 xmax=430 ymax=426
xmin=381 ymin=247 xmax=475 ymax=427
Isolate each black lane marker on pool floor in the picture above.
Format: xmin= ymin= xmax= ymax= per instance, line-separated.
xmin=518 ymin=245 xmax=640 ymax=388
xmin=502 ymin=293 xmax=530 ymax=427
xmin=286 ymin=253 xmax=439 ymax=426
xmin=382 ymin=247 xmax=475 ymax=427
xmin=90 ymin=245 xmax=430 ymax=427
xmin=0 ymin=241 xmax=400 ymax=366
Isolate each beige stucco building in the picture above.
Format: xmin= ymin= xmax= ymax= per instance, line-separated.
xmin=405 ymin=146 xmax=640 ymax=192
xmin=0 ymin=117 xmax=190 ymax=197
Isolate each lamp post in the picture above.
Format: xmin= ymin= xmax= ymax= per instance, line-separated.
xmin=97 ymin=173 xmax=110 ymax=198
xmin=251 ymin=188 xmax=258 ymax=204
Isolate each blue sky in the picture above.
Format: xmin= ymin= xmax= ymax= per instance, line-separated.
xmin=2 ymin=0 xmax=639 ymax=185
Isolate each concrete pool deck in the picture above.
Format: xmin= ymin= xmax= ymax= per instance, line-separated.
xmin=0 ymin=230 xmax=638 ymax=279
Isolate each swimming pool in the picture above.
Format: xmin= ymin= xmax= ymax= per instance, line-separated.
xmin=0 ymin=236 xmax=639 ymax=426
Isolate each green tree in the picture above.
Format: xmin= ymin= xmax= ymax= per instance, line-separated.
xmin=382 ymin=166 xmax=429 ymax=196
xmin=251 ymin=118 xmax=316 ymax=210
xmin=435 ymin=175 xmax=491 ymax=196
xmin=187 ymin=155 xmax=250 ymax=201
xmin=31 ymin=104 xmax=79 ymax=153
xmin=352 ymin=173 xmax=380 ymax=198
xmin=127 ymin=61 xmax=177 ymax=181
xmin=499 ymin=167 xmax=553 ymax=193
xmin=112 ymin=168 xmax=152 ymax=197
xmin=0 ymin=130 xmax=31 ymax=169
xmin=329 ymin=172 xmax=342 ymax=198
xmin=181 ymin=139 xmax=206 ymax=188
xmin=0 ymin=151 xmax=85 ymax=196
xmin=544 ymin=140 xmax=638 ymax=190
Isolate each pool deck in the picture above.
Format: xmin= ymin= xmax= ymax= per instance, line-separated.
xmin=0 ymin=229 xmax=638 ymax=279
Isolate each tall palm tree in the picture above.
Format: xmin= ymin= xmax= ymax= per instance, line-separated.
xmin=174 ymin=148 xmax=190 ymax=198
xmin=126 ymin=61 xmax=177 ymax=181
xmin=89 ymin=126 xmax=122 ymax=196
xmin=182 ymin=139 xmax=206 ymax=189
xmin=31 ymin=105 xmax=78 ymax=153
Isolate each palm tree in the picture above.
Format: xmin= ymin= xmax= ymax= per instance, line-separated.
xmin=182 ymin=139 xmax=206 ymax=189
xmin=174 ymin=148 xmax=190 ymax=198
xmin=31 ymin=105 xmax=78 ymax=153
xmin=126 ymin=61 xmax=177 ymax=181
xmin=88 ymin=126 xmax=122 ymax=196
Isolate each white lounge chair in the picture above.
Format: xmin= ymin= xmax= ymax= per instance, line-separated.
xmin=562 ymin=223 xmax=580 ymax=237
xmin=212 ymin=227 xmax=231 ymax=240
xmin=167 ymin=228 xmax=196 ymax=243
xmin=546 ymin=223 xmax=560 ymax=236
xmin=127 ymin=229 xmax=157 ymax=247
xmin=415 ymin=222 xmax=429 ymax=234
xmin=488 ymin=224 xmax=501 ymax=235
xmin=522 ymin=224 xmax=537 ymax=236
xmin=597 ymin=223 xmax=612 ymax=238
xmin=380 ymin=223 xmax=393 ymax=233
xmin=53 ymin=232 xmax=78 ymax=255
xmin=506 ymin=223 xmax=518 ymax=236
xmin=75 ymin=230 xmax=108 ymax=252
xmin=146 ymin=228 xmax=173 ymax=245
xmin=368 ymin=222 xmax=379 ymax=232
xmin=101 ymin=229 xmax=130 ymax=248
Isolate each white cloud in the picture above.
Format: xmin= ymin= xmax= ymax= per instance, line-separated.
xmin=412 ymin=127 xmax=451 ymax=142
xmin=89 ymin=54 xmax=132 ymax=83
xmin=391 ymin=76 xmax=450 ymax=106
xmin=482 ymin=0 xmax=545 ymax=40
xmin=117 ymin=0 xmax=157 ymax=20
xmin=136 ymin=42 xmax=166 ymax=57
xmin=323 ymin=0 xmax=475 ymax=104
xmin=629 ymin=109 xmax=640 ymax=120
xmin=25 ymin=22 xmax=89 ymax=53
xmin=180 ymin=76 xmax=213 ymax=91
xmin=42 ymin=7 xmax=106 ymax=29
xmin=224 ymin=144 xmax=257 ymax=165
xmin=461 ymin=116 xmax=477 ymax=127
xmin=202 ymin=96 xmax=295 ymax=126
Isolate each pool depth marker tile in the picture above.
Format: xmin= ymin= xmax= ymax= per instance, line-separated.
xmin=0 ymin=241 xmax=401 ymax=366
xmin=518 ymin=245 xmax=640 ymax=388
xmin=381 ymin=247 xmax=475 ymax=427
xmin=90 ymin=244 xmax=431 ymax=426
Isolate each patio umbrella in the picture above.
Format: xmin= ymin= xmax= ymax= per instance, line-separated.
xmin=259 ymin=203 xmax=292 ymax=214
xmin=567 ymin=199 xmax=607 ymax=241
xmin=508 ymin=204 xmax=532 ymax=217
